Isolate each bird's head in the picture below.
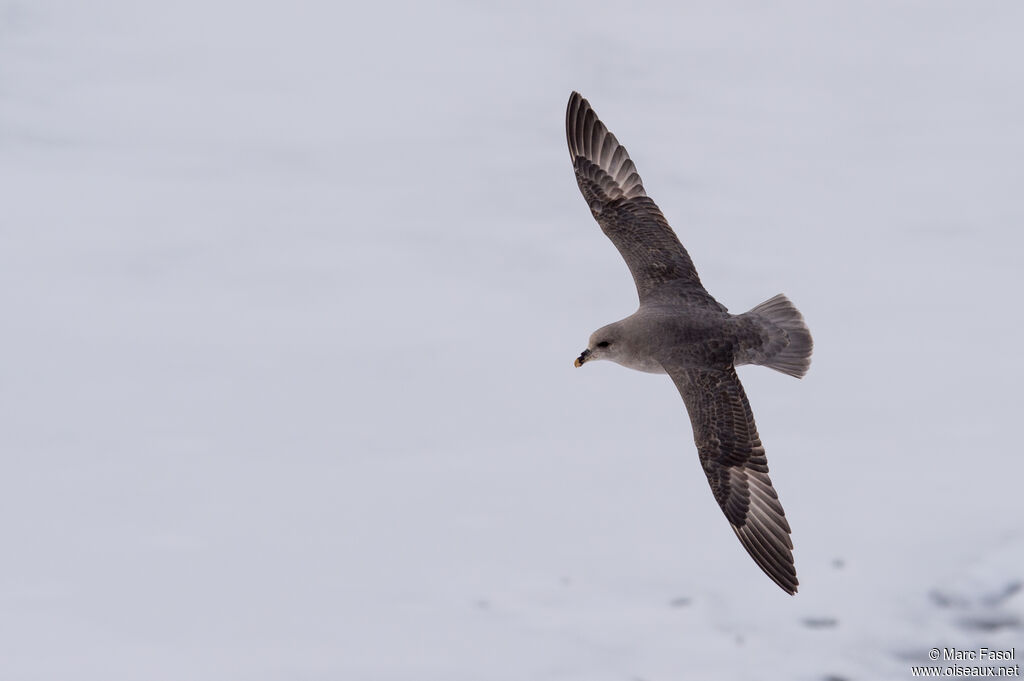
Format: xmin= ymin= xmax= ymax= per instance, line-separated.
xmin=574 ymin=323 xmax=624 ymax=367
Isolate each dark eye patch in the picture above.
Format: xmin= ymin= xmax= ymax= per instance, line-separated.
xmin=596 ymin=341 xmax=610 ymax=348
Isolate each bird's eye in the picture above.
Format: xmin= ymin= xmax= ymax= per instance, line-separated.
xmin=596 ymin=341 xmax=610 ymax=348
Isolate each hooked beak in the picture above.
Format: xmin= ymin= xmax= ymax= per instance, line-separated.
xmin=574 ymin=348 xmax=591 ymax=368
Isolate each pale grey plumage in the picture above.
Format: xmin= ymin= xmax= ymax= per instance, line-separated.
xmin=567 ymin=92 xmax=812 ymax=595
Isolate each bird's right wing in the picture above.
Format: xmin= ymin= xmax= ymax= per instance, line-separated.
xmin=566 ymin=92 xmax=711 ymax=303
xmin=665 ymin=363 xmax=799 ymax=594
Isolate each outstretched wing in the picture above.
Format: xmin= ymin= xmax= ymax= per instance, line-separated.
xmin=566 ymin=92 xmax=709 ymax=303
xmin=665 ymin=364 xmax=798 ymax=594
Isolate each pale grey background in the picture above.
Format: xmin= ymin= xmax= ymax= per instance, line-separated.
xmin=2 ymin=1 xmax=1022 ymax=679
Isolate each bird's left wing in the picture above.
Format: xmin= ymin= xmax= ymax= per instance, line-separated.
xmin=566 ymin=92 xmax=712 ymax=304
xmin=665 ymin=363 xmax=799 ymax=594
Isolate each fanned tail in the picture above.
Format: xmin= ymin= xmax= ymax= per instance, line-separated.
xmin=745 ymin=294 xmax=813 ymax=379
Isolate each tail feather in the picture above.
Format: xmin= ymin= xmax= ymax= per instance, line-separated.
xmin=745 ymin=294 xmax=813 ymax=379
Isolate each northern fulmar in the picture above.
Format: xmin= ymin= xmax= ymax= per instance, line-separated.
xmin=566 ymin=92 xmax=812 ymax=594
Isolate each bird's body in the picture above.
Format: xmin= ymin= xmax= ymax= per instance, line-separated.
xmin=566 ymin=92 xmax=812 ymax=595
xmin=593 ymin=299 xmax=806 ymax=374
xmin=593 ymin=304 xmax=774 ymax=373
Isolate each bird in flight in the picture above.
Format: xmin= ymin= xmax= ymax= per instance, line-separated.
xmin=566 ymin=91 xmax=812 ymax=594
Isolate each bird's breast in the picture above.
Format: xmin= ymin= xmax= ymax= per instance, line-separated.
xmin=611 ymin=353 xmax=667 ymax=374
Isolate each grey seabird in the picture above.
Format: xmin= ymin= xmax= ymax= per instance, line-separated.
xmin=566 ymin=92 xmax=812 ymax=594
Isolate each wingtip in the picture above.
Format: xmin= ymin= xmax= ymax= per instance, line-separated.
xmin=731 ymin=521 xmax=799 ymax=595
xmin=764 ymin=562 xmax=799 ymax=595
xmin=566 ymin=91 xmax=587 ymax=159
xmin=567 ymin=91 xmax=585 ymax=115
xmin=777 ymin=571 xmax=799 ymax=595
xmin=564 ymin=93 xmax=647 ymax=201
xmin=757 ymin=564 xmax=799 ymax=595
